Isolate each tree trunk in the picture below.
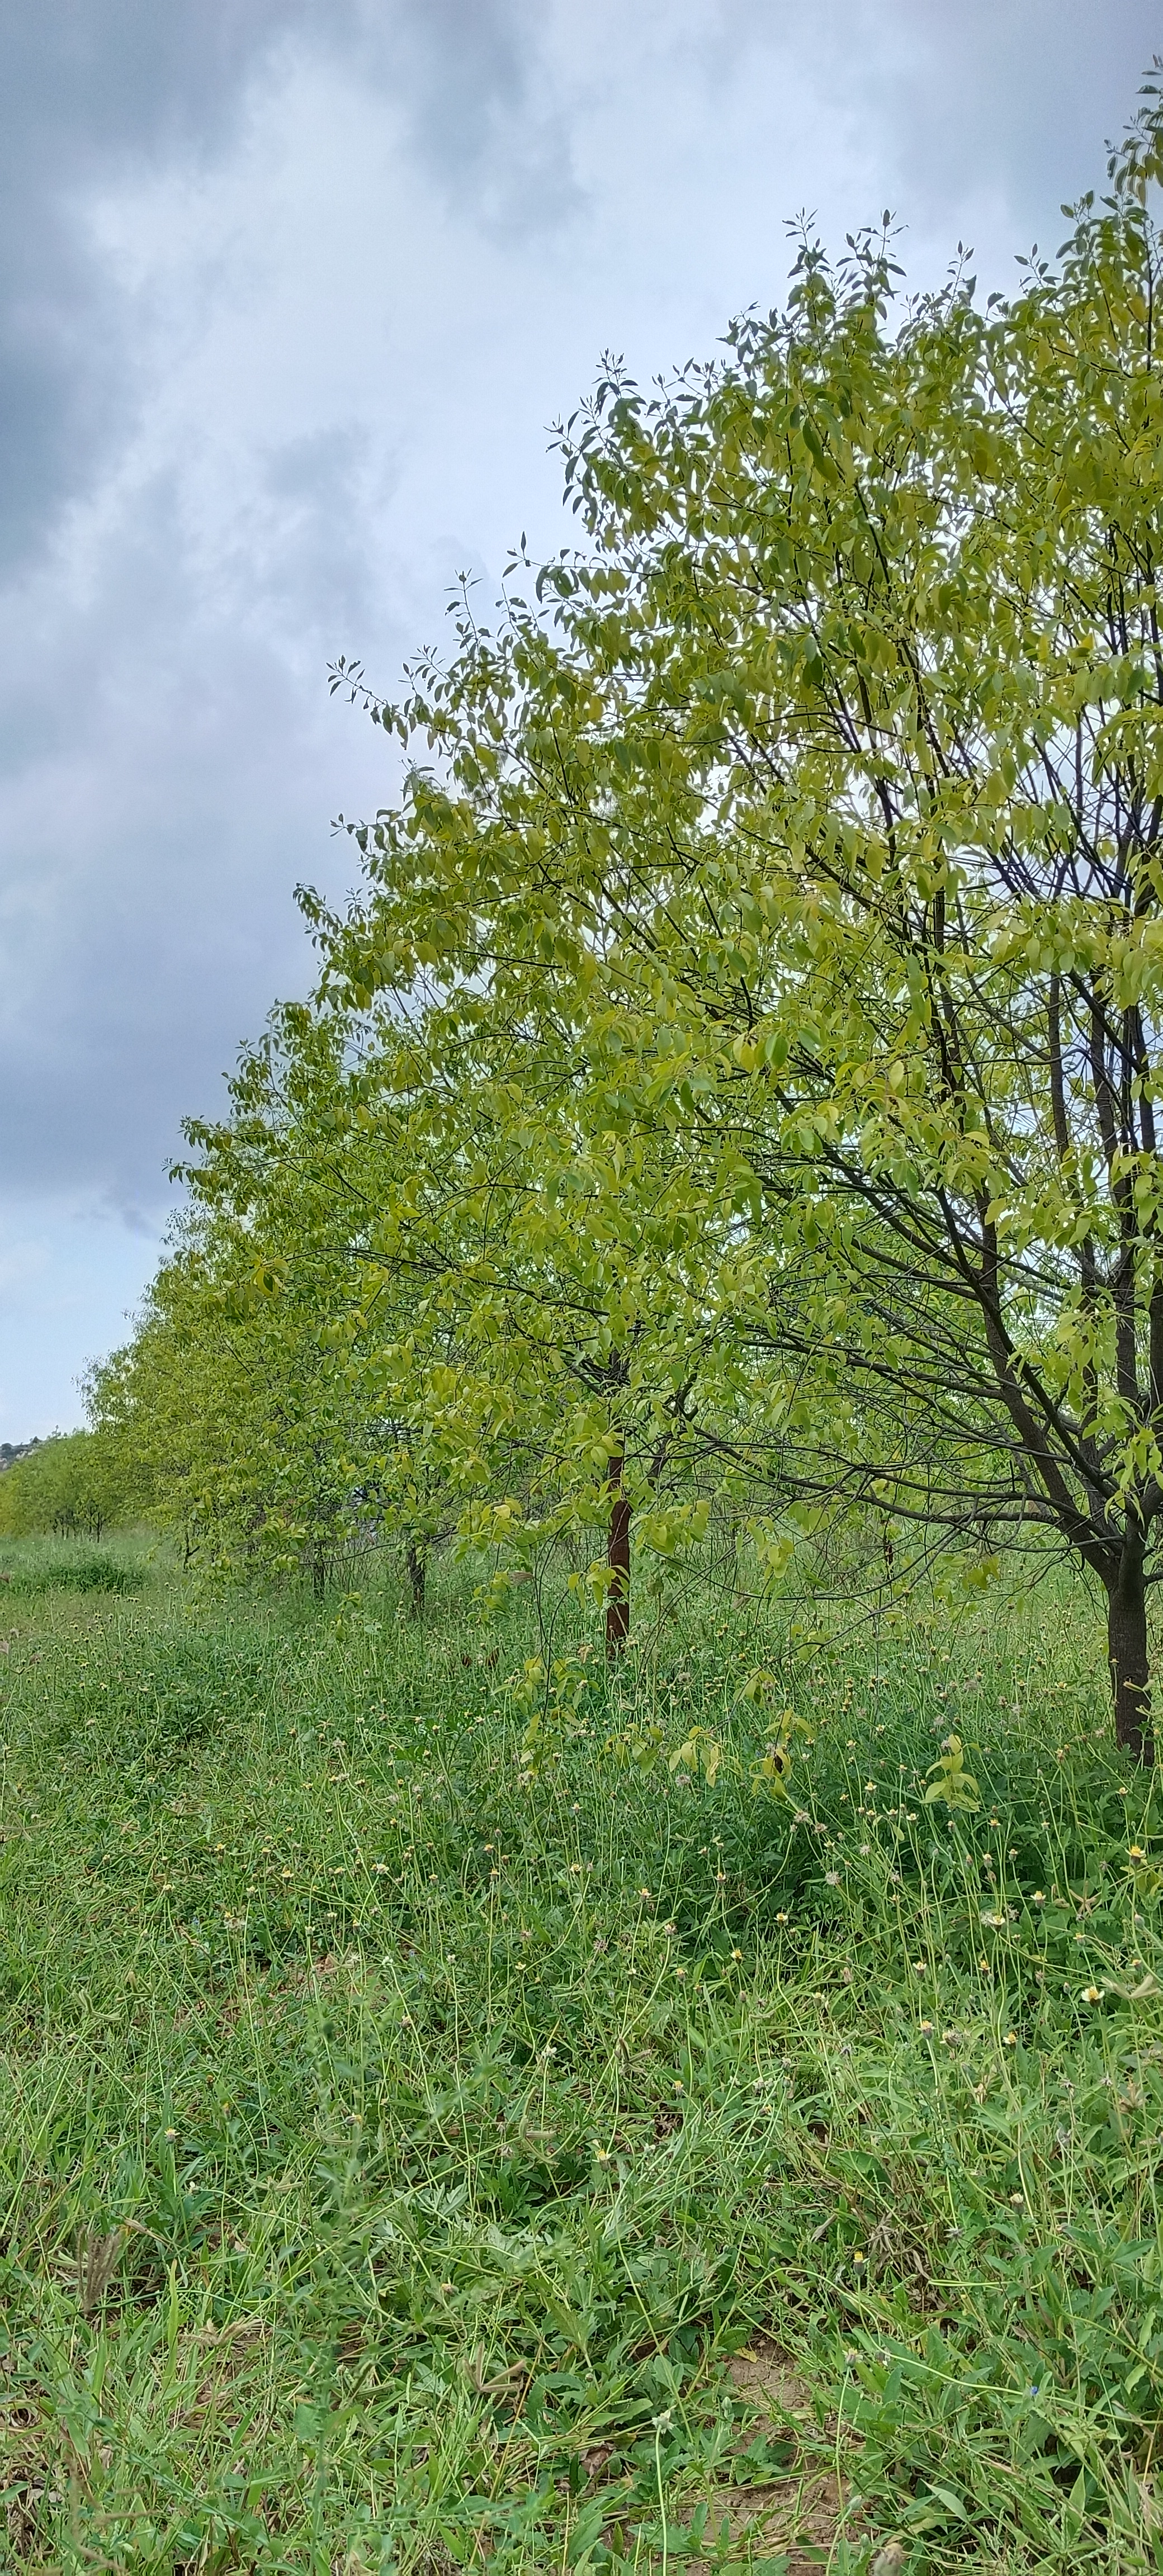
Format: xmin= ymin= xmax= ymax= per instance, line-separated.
xmin=311 ymin=1543 xmax=327 ymax=1602
xmin=606 ymin=1452 xmax=631 ymax=1658
xmin=1107 ymin=1537 xmax=1153 ymax=1763
xmin=405 ymin=1539 xmax=426 ymax=1619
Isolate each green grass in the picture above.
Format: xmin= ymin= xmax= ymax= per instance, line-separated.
xmin=0 ymin=1530 xmax=150 ymax=1597
xmin=0 ymin=1546 xmax=1161 ymax=2570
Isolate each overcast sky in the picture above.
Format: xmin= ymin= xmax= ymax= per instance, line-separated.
xmin=1 ymin=0 xmax=1160 ymax=1438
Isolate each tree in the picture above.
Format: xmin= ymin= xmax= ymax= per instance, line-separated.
xmin=92 ymin=1007 xmax=467 ymax=1605
xmin=322 ymin=80 xmax=1163 ymax=1753
xmin=0 ymin=1428 xmax=149 ymax=1540
xmin=153 ymin=964 xmax=767 ymax=1649
xmin=315 ymin=993 xmax=767 ymax=1652
xmin=90 ymin=1213 xmax=384 ymax=1599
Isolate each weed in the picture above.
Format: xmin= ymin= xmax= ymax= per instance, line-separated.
xmin=0 ymin=1543 xmax=1158 ymax=2567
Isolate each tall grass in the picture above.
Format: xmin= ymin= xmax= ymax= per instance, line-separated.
xmin=0 ymin=1544 xmax=1159 ymax=2570
xmin=0 ymin=1529 xmax=151 ymax=1597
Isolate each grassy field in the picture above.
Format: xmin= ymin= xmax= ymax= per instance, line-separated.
xmin=0 ymin=1538 xmax=1161 ymax=2573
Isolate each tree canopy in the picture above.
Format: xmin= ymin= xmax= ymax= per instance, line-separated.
xmin=0 ymin=1427 xmax=149 ymax=1542
xmin=99 ymin=75 xmax=1163 ymax=1755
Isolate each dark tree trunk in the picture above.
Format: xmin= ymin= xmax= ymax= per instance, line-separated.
xmin=311 ymin=1543 xmax=327 ymax=1602
xmin=606 ymin=1452 xmax=631 ymax=1658
xmin=1107 ymin=1537 xmax=1153 ymax=1763
xmin=405 ymin=1540 xmax=426 ymax=1619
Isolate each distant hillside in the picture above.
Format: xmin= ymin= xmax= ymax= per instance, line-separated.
xmin=0 ymin=1440 xmax=41 ymax=1473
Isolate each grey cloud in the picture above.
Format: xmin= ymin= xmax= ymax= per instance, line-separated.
xmin=816 ymin=0 xmax=1162 ymax=247
xmin=0 ymin=468 xmax=386 ymax=1209
xmin=1 ymin=3 xmax=319 ymax=155
xmin=0 ymin=174 xmax=124 ymax=572
xmin=681 ymin=2 xmax=1163 ymax=309
xmin=366 ymin=0 xmax=585 ymax=232
xmin=0 ymin=0 xmax=574 ymax=578
xmin=231 ymin=428 xmax=401 ymax=647
xmin=0 ymin=0 xmax=577 ymax=1220
xmin=0 ymin=2 xmax=333 ymax=575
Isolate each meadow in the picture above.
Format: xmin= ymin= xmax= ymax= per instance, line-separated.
xmin=0 ymin=1537 xmax=1160 ymax=2573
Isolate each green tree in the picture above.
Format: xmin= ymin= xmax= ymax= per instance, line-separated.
xmin=88 ymin=1239 xmax=363 ymax=1593
xmin=323 ymin=996 xmax=767 ymax=1651
xmin=0 ymin=1428 xmax=149 ymax=1540
xmin=320 ymin=81 xmax=1163 ymax=1753
xmin=92 ymin=1010 xmax=462 ymax=1604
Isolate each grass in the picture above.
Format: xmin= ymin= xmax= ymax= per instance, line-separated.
xmin=0 ymin=1531 xmax=149 ymax=1597
xmin=0 ymin=1541 xmax=1161 ymax=2570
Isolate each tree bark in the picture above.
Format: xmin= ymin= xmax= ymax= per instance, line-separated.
xmin=405 ymin=1539 xmax=426 ymax=1620
xmin=606 ymin=1452 xmax=631 ymax=1658
xmin=1107 ymin=1536 xmax=1153 ymax=1763
xmin=311 ymin=1542 xmax=327 ymax=1602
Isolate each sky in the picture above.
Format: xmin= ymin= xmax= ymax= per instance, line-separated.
xmin=1 ymin=0 xmax=1160 ymax=1439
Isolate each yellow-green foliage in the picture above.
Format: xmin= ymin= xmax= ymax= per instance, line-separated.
xmin=0 ymin=1429 xmax=150 ymax=1539
xmin=305 ymin=99 xmax=1163 ymax=1746
xmin=80 ymin=84 xmax=1163 ymax=1737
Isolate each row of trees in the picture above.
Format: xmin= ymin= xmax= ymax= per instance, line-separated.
xmin=0 ymin=1429 xmax=150 ymax=1541
xmin=92 ymin=82 xmax=1163 ymax=1754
